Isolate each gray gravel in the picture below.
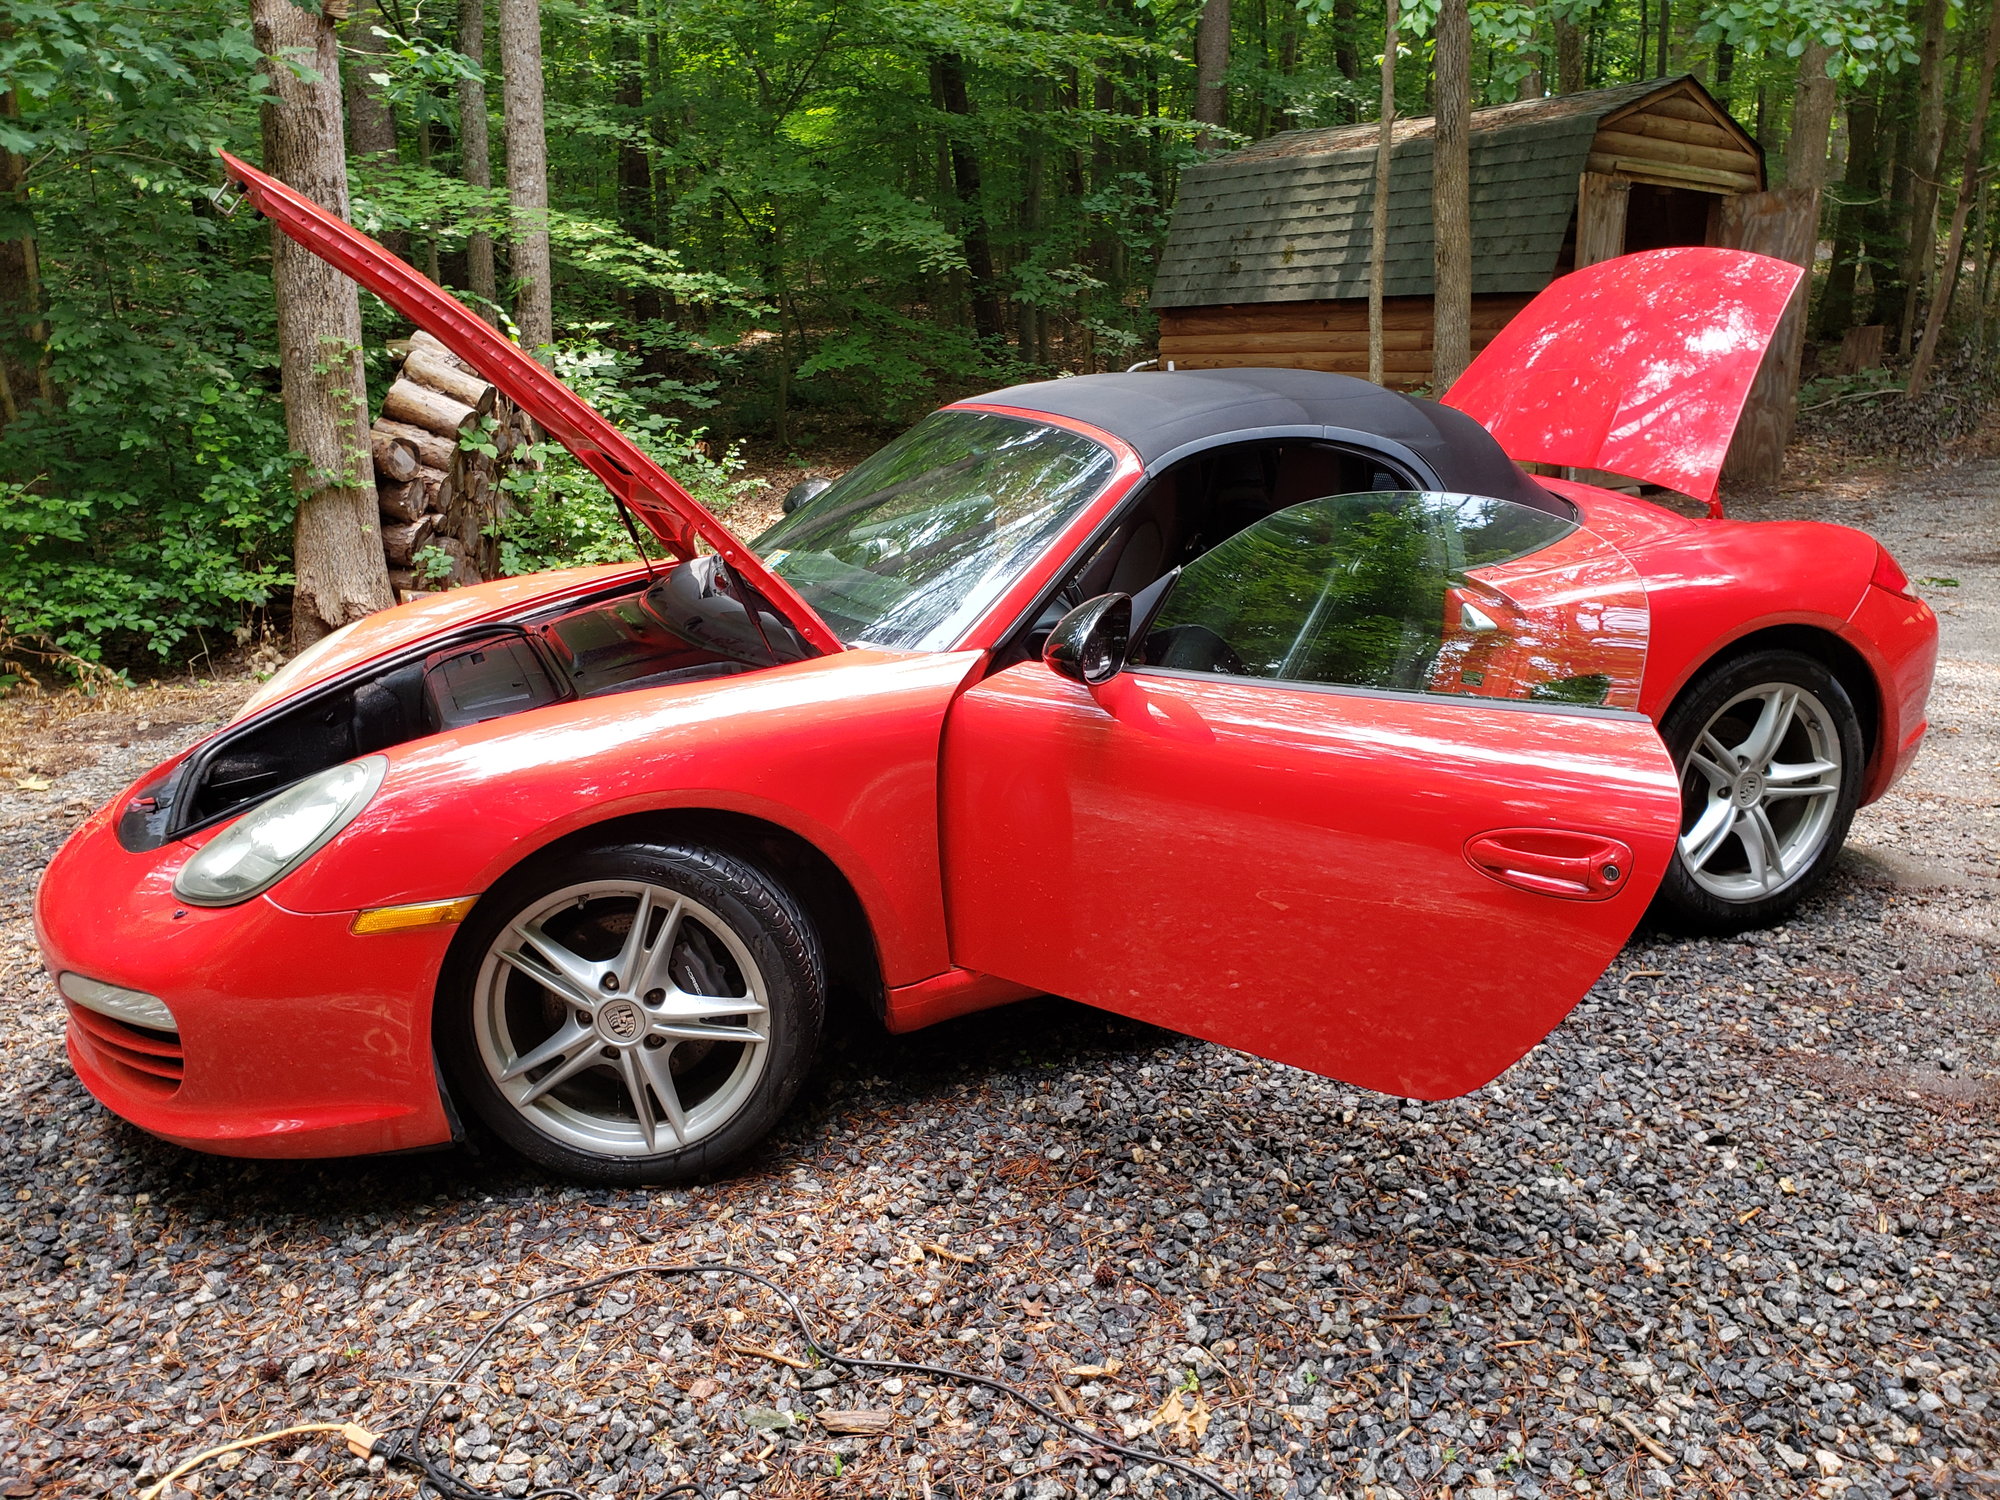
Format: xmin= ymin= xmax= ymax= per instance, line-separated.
xmin=0 ymin=459 xmax=1994 ymax=1500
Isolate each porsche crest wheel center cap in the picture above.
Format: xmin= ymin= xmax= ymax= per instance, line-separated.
xmin=1732 ymin=770 xmax=1765 ymax=808
xmin=596 ymin=998 xmax=646 ymax=1045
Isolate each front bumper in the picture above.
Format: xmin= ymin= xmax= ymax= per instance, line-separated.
xmin=33 ymin=804 xmax=457 ymax=1159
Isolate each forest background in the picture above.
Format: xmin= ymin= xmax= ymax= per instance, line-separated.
xmin=0 ymin=0 xmax=1980 ymax=668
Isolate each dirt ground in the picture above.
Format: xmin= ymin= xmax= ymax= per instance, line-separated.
xmin=0 ymin=445 xmax=1992 ymax=1500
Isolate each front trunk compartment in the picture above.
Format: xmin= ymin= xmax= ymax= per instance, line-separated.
xmin=119 ymin=563 xmax=808 ymax=852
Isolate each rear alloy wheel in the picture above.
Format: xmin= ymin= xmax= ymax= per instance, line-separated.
xmin=1653 ymin=650 xmax=1864 ymax=933
xmin=440 ymin=843 xmax=824 ymax=1184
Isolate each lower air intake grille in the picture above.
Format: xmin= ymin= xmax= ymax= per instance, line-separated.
xmin=67 ymin=1002 xmax=184 ymax=1098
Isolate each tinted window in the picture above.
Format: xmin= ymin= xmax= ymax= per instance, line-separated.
xmin=753 ymin=410 xmax=1118 ymax=651
xmin=1135 ymin=491 xmax=1646 ymax=710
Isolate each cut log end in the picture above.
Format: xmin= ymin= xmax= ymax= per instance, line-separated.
xmin=373 ymin=417 xmax=456 ymax=472
xmin=383 ymin=377 xmax=478 ymax=439
xmin=370 ymin=432 xmax=419 ymax=484
xmin=382 ymin=513 xmax=442 ymax=567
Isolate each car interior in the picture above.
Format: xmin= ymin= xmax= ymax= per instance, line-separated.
xmin=999 ymin=437 xmax=1418 ymax=667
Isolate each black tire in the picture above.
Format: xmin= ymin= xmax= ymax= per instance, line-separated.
xmin=1651 ymin=649 xmax=1865 ymax=934
xmin=437 ymin=840 xmax=825 ymax=1185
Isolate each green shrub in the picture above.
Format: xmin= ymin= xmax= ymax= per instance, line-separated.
xmin=0 ymin=290 xmax=296 ymax=667
xmin=495 ymin=336 xmax=761 ymax=575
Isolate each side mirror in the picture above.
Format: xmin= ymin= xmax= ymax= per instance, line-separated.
xmin=781 ymin=476 xmax=832 ymax=514
xmin=1043 ymin=593 xmax=1132 ymax=686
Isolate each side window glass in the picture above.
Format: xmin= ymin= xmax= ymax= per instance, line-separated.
xmin=1133 ymin=491 xmax=1647 ymax=711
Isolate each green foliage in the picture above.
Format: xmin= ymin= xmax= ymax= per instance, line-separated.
xmin=0 ymin=0 xmax=297 ymax=666
xmin=1154 ymin=499 xmax=1447 ymax=690
xmin=0 ymin=355 xmax=295 ymax=664
xmin=1695 ymin=0 xmax=1922 ymax=82
xmin=1147 ymin=493 xmax=1577 ymax=693
xmin=495 ymin=337 xmax=758 ymax=576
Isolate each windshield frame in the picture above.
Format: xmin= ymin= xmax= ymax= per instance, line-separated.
xmin=754 ymin=404 xmax=1144 ymax=655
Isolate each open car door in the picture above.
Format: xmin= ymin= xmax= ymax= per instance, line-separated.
xmin=218 ymin=151 xmax=843 ymax=657
xmin=940 ymin=490 xmax=1680 ymax=1099
xmin=1442 ymin=246 xmax=1803 ymax=511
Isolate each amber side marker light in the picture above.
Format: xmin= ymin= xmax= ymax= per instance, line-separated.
xmin=351 ymin=896 xmax=479 ymax=935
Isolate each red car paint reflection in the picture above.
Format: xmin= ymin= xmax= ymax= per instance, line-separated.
xmin=1443 ymin=247 xmax=1803 ymax=512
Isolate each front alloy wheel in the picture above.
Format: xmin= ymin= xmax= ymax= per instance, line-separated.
xmin=1653 ymin=650 xmax=1864 ymax=933
xmin=440 ymin=842 xmax=824 ymax=1183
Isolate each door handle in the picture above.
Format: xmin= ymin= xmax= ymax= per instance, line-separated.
xmin=1465 ymin=828 xmax=1634 ymax=901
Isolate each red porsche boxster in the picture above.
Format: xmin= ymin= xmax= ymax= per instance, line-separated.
xmin=32 ymin=155 xmax=1935 ymax=1183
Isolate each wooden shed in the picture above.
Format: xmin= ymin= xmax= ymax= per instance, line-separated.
xmin=1152 ymin=77 xmax=1767 ymax=390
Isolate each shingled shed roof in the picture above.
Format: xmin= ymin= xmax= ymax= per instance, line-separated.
xmin=1152 ymin=76 xmax=1752 ymax=310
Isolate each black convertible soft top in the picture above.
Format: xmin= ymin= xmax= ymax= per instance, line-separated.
xmin=965 ymin=367 xmax=1565 ymax=516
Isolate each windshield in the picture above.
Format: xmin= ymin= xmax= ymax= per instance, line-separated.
xmin=751 ymin=409 xmax=1118 ymax=651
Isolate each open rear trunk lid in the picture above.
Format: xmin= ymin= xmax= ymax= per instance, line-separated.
xmin=1443 ymin=247 xmax=1803 ymax=509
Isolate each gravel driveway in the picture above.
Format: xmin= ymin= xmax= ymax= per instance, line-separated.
xmin=0 ymin=460 xmax=1993 ymax=1500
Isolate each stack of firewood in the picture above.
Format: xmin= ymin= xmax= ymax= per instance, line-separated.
xmin=368 ymin=329 xmax=535 ymax=599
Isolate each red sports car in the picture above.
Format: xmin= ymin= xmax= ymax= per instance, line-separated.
xmin=32 ymin=155 xmax=1935 ymax=1183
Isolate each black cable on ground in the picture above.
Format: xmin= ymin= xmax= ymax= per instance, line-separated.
xmin=378 ymin=1258 xmax=1240 ymax=1500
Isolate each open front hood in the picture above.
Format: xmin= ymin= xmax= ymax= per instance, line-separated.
xmin=1443 ymin=247 xmax=1803 ymax=509
xmin=219 ymin=151 xmax=843 ymax=656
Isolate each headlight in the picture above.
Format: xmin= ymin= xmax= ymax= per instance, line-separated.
xmin=173 ymin=757 xmax=387 ymax=907
xmin=58 ymin=973 xmax=177 ymax=1032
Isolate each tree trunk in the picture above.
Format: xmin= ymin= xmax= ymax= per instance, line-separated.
xmin=1817 ymin=82 xmax=1882 ymax=341
xmin=342 ymin=2 xmax=408 ymax=261
xmin=1021 ymin=78 xmax=1047 ymax=360
xmin=1899 ymin=0 xmax=1951 ymax=355
xmin=253 ymin=0 xmax=394 ymax=648
xmin=1194 ymin=0 xmax=1230 ymax=149
xmin=1430 ymin=0 xmax=1471 ymax=392
xmin=343 ymin=3 xmax=398 ymax=161
xmin=935 ymin=55 xmax=1002 ymax=343
xmin=1717 ymin=188 xmax=1819 ymax=488
xmin=615 ymin=0 xmax=663 ymax=341
xmin=1554 ymin=16 xmax=1583 ymax=96
xmin=1712 ymin=39 xmax=1734 ymax=109
xmin=1272 ymin=0 xmax=1301 ymax=129
xmin=1332 ymin=0 xmax=1360 ymax=96
xmin=1655 ymin=0 xmax=1671 ymax=77
xmin=0 ymin=86 xmax=53 ymax=427
xmin=1784 ymin=43 xmax=1836 ymax=195
xmin=498 ymin=0 xmax=553 ymax=356
xmin=1909 ymin=0 xmax=2000 ymax=393
xmin=1984 ymin=180 xmax=2000 ymax=351
xmin=1367 ymin=0 xmax=1396 ymax=386
xmin=458 ymin=0 xmax=497 ymax=318
xmin=1516 ymin=51 xmax=1542 ymax=101
xmin=1870 ymin=63 xmax=1916 ymax=333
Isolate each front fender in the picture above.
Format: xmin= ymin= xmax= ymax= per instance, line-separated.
xmin=264 ymin=649 xmax=985 ymax=988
